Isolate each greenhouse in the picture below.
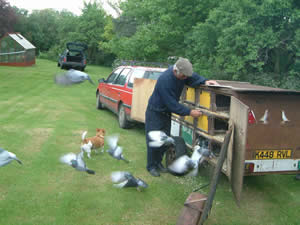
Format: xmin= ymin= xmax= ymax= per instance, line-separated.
xmin=0 ymin=33 xmax=36 ymax=66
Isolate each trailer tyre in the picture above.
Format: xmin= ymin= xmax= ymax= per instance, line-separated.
xmin=165 ymin=136 xmax=187 ymax=168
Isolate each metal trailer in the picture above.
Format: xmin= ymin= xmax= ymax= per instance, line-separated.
xmin=170 ymin=80 xmax=300 ymax=203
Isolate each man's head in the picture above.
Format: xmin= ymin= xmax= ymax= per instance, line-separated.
xmin=173 ymin=57 xmax=193 ymax=80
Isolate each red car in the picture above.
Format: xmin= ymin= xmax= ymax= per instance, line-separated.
xmin=96 ymin=65 xmax=167 ymax=128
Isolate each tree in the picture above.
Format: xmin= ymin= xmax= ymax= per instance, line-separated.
xmin=76 ymin=1 xmax=108 ymax=64
xmin=107 ymin=0 xmax=220 ymax=61
xmin=186 ymin=0 xmax=300 ymax=88
xmin=0 ymin=0 xmax=17 ymax=37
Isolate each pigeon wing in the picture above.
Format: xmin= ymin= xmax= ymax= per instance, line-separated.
xmin=168 ymin=155 xmax=191 ymax=174
xmin=106 ymin=134 xmax=119 ymax=150
xmin=149 ymin=141 xmax=164 ymax=148
xmin=114 ymin=146 xmax=123 ymax=158
xmin=148 ymin=131 xmax=167 ymax=141
xmin=111 ymin=171 xmax=132 ymax=183
xmin=60 ymin=153 xmax=77 ymax=166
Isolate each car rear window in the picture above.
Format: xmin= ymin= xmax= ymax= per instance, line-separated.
xmin=127 ymin=69 xmax=145 ymax=88
xmin=143 ymin=71 xmax=163 ymax=80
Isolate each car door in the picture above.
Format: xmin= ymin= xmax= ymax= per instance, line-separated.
xmin=100 ymin=68 xmax=122 ymax=110
xmin=109 ymin=68 xmax=132 ymax=113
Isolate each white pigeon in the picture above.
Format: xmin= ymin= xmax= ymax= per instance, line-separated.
xmin=55 ymin=69 xmax=95 ymax=86
xmin=60 ymin=151 xmax=95 ymax=174
xmin=187 ymin=145 xmax=211 ymax=176
xmin=111 ymin=171 xmax=148 ymax=191
xmin=168 ymin=145 xmax=211 ymax=176
xmin=260 ymin=109 xmax=269 ymax=124
xmin=0 ymin=147 xmax=22 ymax=167
xmin=168 ymin=155 xmax=196 ymax=175
xmin=106 ymin=134 xmax=129 ymax=163
xmin=148 ymin=130 xmax=175 ymax=147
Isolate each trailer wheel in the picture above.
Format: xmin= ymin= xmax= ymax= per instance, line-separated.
xmin=165 ymin=136 xmax=187 ymax=168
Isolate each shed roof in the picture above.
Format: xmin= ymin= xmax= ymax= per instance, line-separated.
xmin=206 ymin=80 xmax=300 ymax=94
xmin=8 ymin=33 xmax=35 ymax=50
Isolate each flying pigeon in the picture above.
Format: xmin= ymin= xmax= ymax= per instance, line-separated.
xmin=148 ymin=130 xmax=175 ymax=148
xmin=187 ymin=145 xmax=211 ymax=176
xmin=0 ymin=147 xmax=22 ymax=167
xmin=54 ymin=69 xmax=95 ymax=86
xmin=111 ymin=171 xmax=148 ymax=191
xmin=106 ymin=134 xmax=129 ymax=163
xmin=60 ymin=151 xmax=95 ymax=174
xmin=168 ymin=155 xmax=196 ymax=175
xmin=168 ymin=144 xmax=211 ymax=176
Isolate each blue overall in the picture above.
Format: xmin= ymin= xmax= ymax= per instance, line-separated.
xmin=145 ymin=66 xmax=206 ymax=171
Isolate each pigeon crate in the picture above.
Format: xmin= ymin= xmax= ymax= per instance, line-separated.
xmin=177 ymin=86 xmax=230 ymax=136
xmin=171 ymin=80 xmax=300 ymax=203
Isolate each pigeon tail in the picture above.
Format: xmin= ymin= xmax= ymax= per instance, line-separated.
xmin=121 ymin=157 xmax=129 ymax=163
xmin=88 ymin=77 xmax=95 ymax=85
xmin=86 ymin=169 xmax=95 ymax=175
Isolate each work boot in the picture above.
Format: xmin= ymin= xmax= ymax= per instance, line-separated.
xmin=149 ymin=168 xmax=160 ymax=177
xmin=157 ymin=163 xmax=168 ymax=173
xmin=295 ymin=174 xmax=300 ymax=180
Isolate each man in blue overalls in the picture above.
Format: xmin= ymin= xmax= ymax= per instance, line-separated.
xmin=145 ymin=57 xmax=219 ymax=177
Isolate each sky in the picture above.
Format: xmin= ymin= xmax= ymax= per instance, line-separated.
xmin=7 ymin=0 xmax=119 ymax=17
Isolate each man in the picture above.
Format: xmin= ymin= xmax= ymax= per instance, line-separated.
xmin=145 ymin=57 xmax=219 ymax=177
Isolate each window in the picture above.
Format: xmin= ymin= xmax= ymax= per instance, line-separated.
xmin=114 ymin=68 xmax=131 ymax=86
xmin=106 ymin=68 xmax=122 ymax=83
xmin=127 ymin=69 xmax=145 ymax=88
xmin=144 ymin=71 xmax=163 ymax=80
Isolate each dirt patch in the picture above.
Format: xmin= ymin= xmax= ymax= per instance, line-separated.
xmin=25 ymin=128 xmax=53 ymax=153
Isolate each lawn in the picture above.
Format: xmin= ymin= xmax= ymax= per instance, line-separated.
xmin=0 ymin=59 xmax=299 ymax=225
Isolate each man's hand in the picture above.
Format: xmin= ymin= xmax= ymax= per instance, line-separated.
xmin=190 ymin=109 xmax=202 ymax=118
xmin=205 ymin=80 xmax=219 ymax=86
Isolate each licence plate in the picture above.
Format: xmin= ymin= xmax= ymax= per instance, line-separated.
xmin=255 ymin=150 xmax=292 ymax=159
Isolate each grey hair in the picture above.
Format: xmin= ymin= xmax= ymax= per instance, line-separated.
xmin=173 ymin=64 xmax=179 ymax=75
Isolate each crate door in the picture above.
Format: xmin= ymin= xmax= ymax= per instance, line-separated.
xmin=229 ymin=96 xmax=248 ymax=205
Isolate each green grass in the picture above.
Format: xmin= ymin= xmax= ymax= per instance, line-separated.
xmin=0 ymin=59 xmax=299 ymax=225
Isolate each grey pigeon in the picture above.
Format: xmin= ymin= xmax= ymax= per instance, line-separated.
xmin=0 ymin=147 xmax=22 ymax=167
xmin=168 ymin=144 xmax=211 ymax=176
xmin=148 ymin=131 xmax=175 ymax=147
xmin=106 ymin=134 xmax=129 ymax=163
xmin=60 ymin=151 xmax=95 ymax=174
xmin=111 ymin=171 xmax=148 ymax=191
xmin=168 ymin=155 xmax=196 ymax=175
xmin=55 ymin=69 xmax=95 ymax=86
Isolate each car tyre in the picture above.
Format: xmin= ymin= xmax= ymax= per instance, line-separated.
xmin=165 ymin=136 xmax=188 ymax=173
xmin=96 ymin=94 xmax=104 ymax=109
xmin=118 ymin=104 xmax=131 ymax=129
xmin=60 ymin=63 xmax=65 ymax=70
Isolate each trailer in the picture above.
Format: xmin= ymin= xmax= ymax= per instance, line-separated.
xmin=166 ymin=80 xmax=300 ymax=203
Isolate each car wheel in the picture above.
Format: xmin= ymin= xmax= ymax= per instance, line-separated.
xmin=118 ymin=104 xmax=131 ymax=129
xmin=81 ymin=67 xmax=85 ymax=72
xmin=165 ymin=136 xmax=187 ymax=170
xmin=60 ymin=63 xmax=65 ymax=70
xmin=96 ymin=94 xmax=104 ymax=109
xmin=57 ymin=62 xmax=60 ymax=67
